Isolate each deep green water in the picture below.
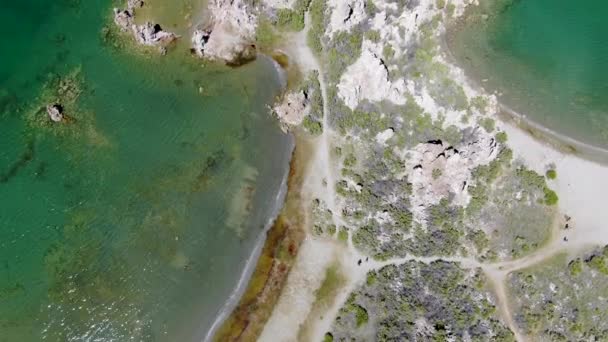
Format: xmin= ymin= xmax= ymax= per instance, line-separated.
xmin=0 ymin=1 xmax=291 ymax=341
xmin=448 ymin=0 xmax=608 ymax=148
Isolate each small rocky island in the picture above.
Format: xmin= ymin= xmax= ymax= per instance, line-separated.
xmin=46 ymin=104 xmax=64 ymax=122
xmin=113 ymin=0 xmax=178 ymax=53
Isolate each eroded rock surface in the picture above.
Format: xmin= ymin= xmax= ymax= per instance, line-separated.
xmin=273 ymin=90 xmax=310 ymax=128
xmin=405 ymin=129 xmax=498 ymax=224
xmin=46 ymin=104 xmax=64 ymax=122
xmin=113 ymin=0 xmax=179 ymax=51
xmin=337 ymin=43 xmax=406 ymax=110
xmin=192 ymin=0 xmax=257 ymax=64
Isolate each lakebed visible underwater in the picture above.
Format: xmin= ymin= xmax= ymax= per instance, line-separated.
xmin=448 ymin=0 xmax=608 ymax=149
xmin=0 ymin=0 xmax=292 ymax=341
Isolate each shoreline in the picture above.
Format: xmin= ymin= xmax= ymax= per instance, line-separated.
xmin=210 ymin=134 xmax=312 ymax=341
xmin=442 ymin=8 xmax=608 ymax=164
xmin=202 ymin=135 xmax=294 ymax=342
xmin=439 ymin=2 xmax=608 ymax=257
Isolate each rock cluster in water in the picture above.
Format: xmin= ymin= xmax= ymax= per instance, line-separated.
xmin=46 ymin=104 xmax=64 ymax=122
xmin=113 ymin=0 xmax=179 ymax=53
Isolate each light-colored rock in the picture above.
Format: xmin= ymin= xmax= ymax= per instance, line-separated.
xmin=46 ymin=104 xmax=64 ymax=122
xmin=192 ymin=0 xmax=257 ymax=64
xmin=405 ymin=130 xmax=499 ymax=224
xmin=337 ymin=42 xmax=406 ymax=110
xmin=273 ymin=90 xmax=310 ymax=128
xmin=262 ymin=0 xmax=295 ymax=9
xmin=113 ymin=1 xmax=179 ymax=51
xmin=375 ymin=127 xmax=395 ymax=145
xmin=113 ymin=9 xmax=134 ymax=31
xmin=326 ymin=0 xmax=366 ymax=36
xmin=132 ymin=22 xmax=178 ymax=47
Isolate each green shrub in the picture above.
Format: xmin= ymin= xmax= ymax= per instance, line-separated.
xmin=276 ymin=9 xmax=302 ymax=31
xmin=256 ymin=16 xmax=279 ymax=49
xmin=344 ymin=154 xmax=357 ymax=168
xmin=480 ymin=117 xmax=495 ymax=133
xmin=365 ymin=0 xmax=377 ymax=15
xmin=432 ymin=168 xmax=442 ymax=180
xmin=496 ymin=131 xmax=508 ymax=144
xmin=302 ymin=116 xmax=323 ymax=135
xmin=543 ymin=188 xmax=558 ymax=205
xmin=468 ymin=229 xmax=489 ymax=252
xmin=546 ymin=169 xmax=557 ymax=180
xmin=365 ymin=30 xmax=381 ymax=42
xmin=447 ymin=3 xmax=456 ymax=17
xmin=470 ymin=96 xmax=488 ymax=111
xmin=307 ymin=0 xmax=326 ymax=55
xmin=587 ymin=254 xmax=608 ymax=275
xmin=275 ymin=0 xmax=312 ymax=31
xmin=351 ymin=304 xmax=369 ymax=327
xmin=383 ymin=44 xmax=395 ymax=61
xmin=338 ymin=227 xmax=349 ymax=243
xmin=366 ymin=271 xmax=377 ymax=285
xmin=568 ymin=258 xmax=583 ymax=276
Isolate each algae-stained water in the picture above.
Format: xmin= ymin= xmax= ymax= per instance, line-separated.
xmin=448 ymin=0 xmax=608 ymax=148
xmin=0 ymin=1 xmax=291 ymax=341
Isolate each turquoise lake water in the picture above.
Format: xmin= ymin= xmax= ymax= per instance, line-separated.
xmin=0 ymin=1 xmax=291 ymax=340
xmin=447 ymin=0 xmax=608 ymax=148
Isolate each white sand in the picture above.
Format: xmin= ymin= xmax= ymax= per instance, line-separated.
xmin=502 ymin=120 xmax=608 ymax=249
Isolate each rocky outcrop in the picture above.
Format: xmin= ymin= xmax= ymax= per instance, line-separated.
xmin=113 ymin=0 xmax=178 ymax=52
xmin=405 ymin=129 xmax=499 ymax=224
xmin=191 ymin=0 xmax=257 ymax=65
xmin=337 ymin=43 xmax=406 ymax=110
xmin=132 ymin=23 xmax=178 ymax=48
xmin=46 ymin=104 xmax=64 ymax=122
xmin=113 ymin=9 xmax=134 ymax=31
xmin=273 ymin=90 xmax=310 ymax=128
xmin=327 ymin=0 xmax=366 ymax=36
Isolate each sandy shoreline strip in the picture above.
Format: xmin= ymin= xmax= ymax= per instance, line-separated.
xmin=203 ymin=135 xmax=294 ymax=342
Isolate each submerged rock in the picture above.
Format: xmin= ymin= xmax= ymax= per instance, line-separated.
xmin=191 ymin=0 xmax=257 ymax=65
xmin=46 ymin=104 xmax=64 ymax=122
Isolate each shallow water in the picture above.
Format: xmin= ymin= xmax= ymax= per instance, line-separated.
xmin=447 ymin=0 xmax=608 ymax=148
xmin=0 ymin=1 xmax=291 ymax=341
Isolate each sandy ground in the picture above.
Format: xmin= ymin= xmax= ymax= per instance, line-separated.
xmin=502 ymin=120 xmax=608 ymax=249
xmin=258 ymin=237 xmax=337 ymax=342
